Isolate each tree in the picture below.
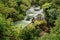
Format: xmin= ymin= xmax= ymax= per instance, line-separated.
xmin=38 ymin=14 xmax=60 ymax=40
xmin=42 ymin=2 xmax=58 ymax=27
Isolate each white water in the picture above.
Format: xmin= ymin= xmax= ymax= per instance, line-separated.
xmin=15 ymin=6 xmax=44 ymax=28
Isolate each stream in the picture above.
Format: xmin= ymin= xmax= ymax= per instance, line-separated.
xmin=15 ymin=6 xmax=44 ymax=28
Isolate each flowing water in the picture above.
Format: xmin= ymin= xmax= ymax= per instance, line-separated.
xmin=15 ymin=6 xmax=44 ymax=28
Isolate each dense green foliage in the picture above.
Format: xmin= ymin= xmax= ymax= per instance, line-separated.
xmin=38 ymin=14 xmax=60 ymax=40
xmin=0 ymin=0 xmax=60 ymax=40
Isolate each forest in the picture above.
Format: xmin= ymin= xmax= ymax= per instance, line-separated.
xmin=0 ymin=0 xmax=60 ymax=40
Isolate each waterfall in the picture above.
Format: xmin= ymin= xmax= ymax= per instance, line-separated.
xmin=15 ymin=6 xmax=44 ymax=28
